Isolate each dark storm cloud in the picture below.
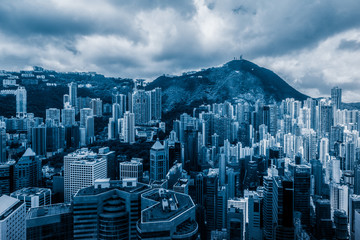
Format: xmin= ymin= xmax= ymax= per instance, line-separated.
xmin=0 ymin=1 xmax=143 ymax=41
xmin=240 ymin=0 xmax=360 ymax=57
xmin=0 ymin=0 xmax=360 ymax=100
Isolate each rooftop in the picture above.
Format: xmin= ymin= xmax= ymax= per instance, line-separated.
xmin=11 ymin=187 xmax=51 ymax=198
xmin=141 ymin=188 xmax=195 ymax=223
xmin=0 ymin=195 xmax=20 ymax=217
xmin=70 ymin=156 xmax=106 ymax=165
xmin=76 ymin=180 xmax=151 ymax=197
xmin=65 ymin=148 xmax=98 ymax=158
xmin=22 ymin=148 xmax=36 ymax=157
xmin=120 ymin=159 xmax=143 ymax=166
xmin=151 ymin=139 xmax=164 ymax=150
xmin=27 ymin=203 xmax=72 ymax=220
xmin=0 ymin=195 xmax=23 ymax=220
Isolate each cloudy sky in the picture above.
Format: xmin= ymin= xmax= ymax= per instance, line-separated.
xmin=1 ymin=0 xmax=360 ymax=101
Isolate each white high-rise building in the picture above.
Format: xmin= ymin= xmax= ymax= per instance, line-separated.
xmin=0 ymin=195 xmax=26 ymax=240
xmin=108 ymin=117 xmax=116 ymax=139
xmin=61 ymin=106 xmax=75 ymax=126
xmin=63 ymin=149 xmax=107 ymax=202
xmin=16 ymin=86 xmax=27 ymax=118
xmin=330 ymin=183 xmax=349 ymax=217
xmin=319 ymin=137 xmax=329 ymax=165
xmin=123 ymin=111 xmax=135 ymax=144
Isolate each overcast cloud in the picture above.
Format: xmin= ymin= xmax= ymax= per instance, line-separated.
xmin=1 ymin=0 xmax=360 ymax=101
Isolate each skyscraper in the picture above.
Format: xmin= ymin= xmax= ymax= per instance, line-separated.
xmin=248 ymin=192 xmax=262 ymax=240
xmin=16 ymin=86 xmax=27 ymax=118
xmin=292 ymin=163 xmax=311 ymax=228
xmin=63 ymin=148 xmax=107 ymax=202
xmin=90 ymin=98 xmax=102 ymax=116
xmin=184 ymin=125 xmax=199 ymax=172
xmin=132 ymin=89 xmax=150 ymax=125
xmin=263 ymin=175 xmax=274 ymax=239
xmin=320 ymin=104 xmax=333 ymax=137
xmin=333 ymin=209 xmax=348 ymax=240
xmin=0 ymin=195 xmax=26 ymax=240
xmin=31 ymin=124 xmax=47 ymax=156
xmin=354 ymin=164 xmax=360 ymax=195
xmin=315 ymin=199 xmax=333 ymax=239
xmin=112 ymin=92 xmax=127 ymax=114
xmin=331 ymin=86 xmax=342 ymax=110
xmin=61 ymin=106 xmax=75 ymax=127
xmin=0 ymin=128 xmax=6 ymax=163
xmin=150 ymin=87 xmax=162 ymax=121
xmin=349 ymin=194 xmax=360 ymax=240
xmin=150 ymin=139 xmax=167 ymax=181
xmin=68 ymin=82 xmax=77 ymax=111
xmin=205 ymin=169 xmax=218 ymax=238
xmin=85 ymin=115 xmax=94 ymax=144
xmin=80 ymin=108 xmax=93 ymax=128
xmin=14 ymin=148 xmax=41 ymax=190
xmin=0 ymin=163 xmax=15 ymax=195
xmin=123 ymin=111 xmax=135 ymax=143
xmin=74 ymin=178 xmax=151 ymax=239
xmin=319 ymin=137 xmax=329 ymax=165
xmin=26 ymin=203 xmax=73 ymax=240
xmin=119 ymin=158 xmax=143 ymax=181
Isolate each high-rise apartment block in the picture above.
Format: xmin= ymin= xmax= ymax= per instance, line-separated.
xmin=16 ymin=86 xmax=27 ymax=118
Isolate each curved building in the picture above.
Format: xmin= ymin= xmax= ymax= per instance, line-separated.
xmin=99 ymin=195 xmax=128 ymax=240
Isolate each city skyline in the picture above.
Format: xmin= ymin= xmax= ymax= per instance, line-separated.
xmin=1 ymin=1 xmax=360 ymax=239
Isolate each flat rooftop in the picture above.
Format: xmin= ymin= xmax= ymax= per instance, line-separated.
xmin=65 ymin=148 xmax=98 ymax=158
xmin=0 ymin=195 xmax=23 ymax=220
xmin=11 ymin=187 xmax=51 ymax=197
xmin=76 ymin=180 xmax=151 ymax=196
xmin=27 ymin=203 xmax=72 ymax=220
xmin=70 ymin=157 xmax=106 ymax=165
xmin=120 ymin=160 xmax=143 ymax=166
xmin=141 ymin=189 xmax=194 ymax=223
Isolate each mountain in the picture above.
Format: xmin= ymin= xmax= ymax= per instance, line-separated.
xmin=146 ymin=59 xmax=308 ymax=116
